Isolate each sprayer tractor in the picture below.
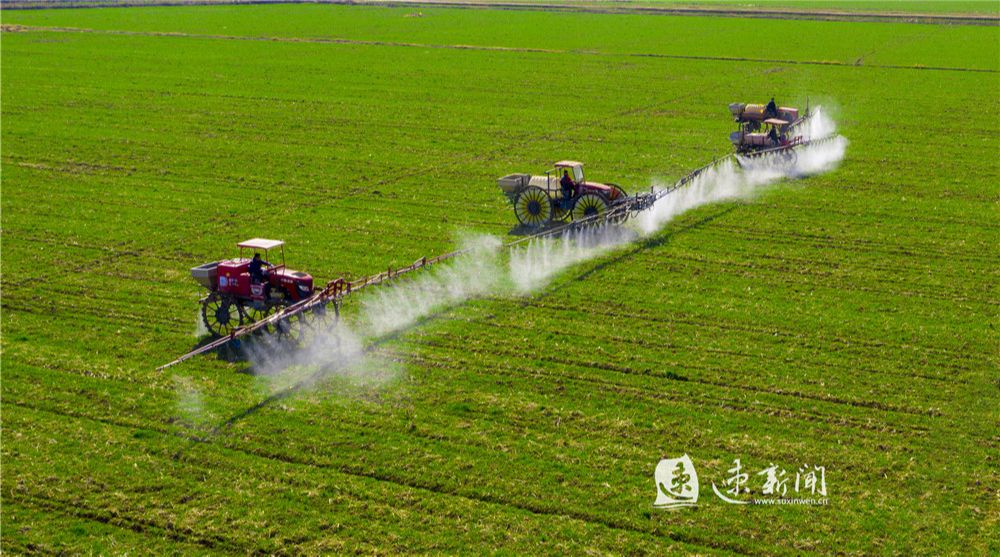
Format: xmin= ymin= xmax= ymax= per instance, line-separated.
xmin=728 ymin=101 xmax=808 ymax=164
xmin=498 ymin=161 xmax=630 ymax=228
xmin=190 ymin=239 xmax=336 ymax=339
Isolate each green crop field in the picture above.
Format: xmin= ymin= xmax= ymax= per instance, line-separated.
xmin=2 ymin=3 xmax=998 ymax=555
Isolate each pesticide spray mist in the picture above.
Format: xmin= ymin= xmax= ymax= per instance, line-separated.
xmin=639 ymin=107 xmax=847 ymax=233
xmin=226 ymin=106 xmax=847 ymax=397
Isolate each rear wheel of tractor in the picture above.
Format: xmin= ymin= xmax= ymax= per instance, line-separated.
xmin=266 ymin=310 xmax=304 ymax=344
xmin=604 ymin=185 xmax=629 ymax=224
xmin=308 ymin=300 xmax=340 ymax=332
xmin=514 ymin=186 xmax=553 ymax=227
xmin=608 ymin=184 xmax=627 ymax=200
xmin=240 ymin=301 xmax=271 ymax=326
xmin=202 ymin=292 xmax=241 ymax=337
xmin=571 ymin=193 xmax=609 ymax=222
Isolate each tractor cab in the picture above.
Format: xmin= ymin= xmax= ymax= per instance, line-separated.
xmin=238 ymin=238 xmax=286 ymax=272
xmin=553 ymin=160 xmax=585 ymax=185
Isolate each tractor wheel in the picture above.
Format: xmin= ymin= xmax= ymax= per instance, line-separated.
xmin=571 ymin=193 xmax=609 ymax=222
xmin=606 ymin=185 xmax=629 ymax=224
xmin=513 ymin=186 xmax=553 ymax=227
xmin=607 ymin=184 xmax=627 ymax=201
xmin=240 ymin=301 xmax=272 ymax=325
xmin=304 ymin=300 xmax=342 ymax=351
xmin=265 ymin=311 xmax=304 ymax=344
xmin=307 ymin=299 xmax=340 ymax=332
xmin=551 ymin=197 xmax=571 ymax=223
xmin=201 ymin=291 xmax=241 ymax=337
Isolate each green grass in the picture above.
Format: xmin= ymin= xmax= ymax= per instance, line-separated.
xmin=600 ymin=1 xmax=1000 ymax=14
xmin=2 ymin=4 xmax=998 ymax=555
xmin=8 ymin=4 xmax=999 ymax=70
xmin=6 ymin=0 xmax=999 ymax=15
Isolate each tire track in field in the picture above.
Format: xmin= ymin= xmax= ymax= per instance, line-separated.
xmin=403 ymin=334 xmax=942 ymax=417
xmin=6 ymin=24 xmax=997 ymax=74
xmin=517 ymin=298 xmax=993 ymax=365
xmin=1 ymin=297 xmax=189 ymax=330
xmin=6 ymin=367 xmax=926 ymax=483
xmin=5 ymin=154 xmax=508 ymax=229
xmin=603 ymin=241 xmax=997 ymax=307
xmin=4 ymin=495 xmax=244 ymax=554
xmin=10 ymin=352 xmax=929 ymax=478
xmin=472 ymin=303 xmax=979 ymax=379
xmin=707 ymin=224 xmax=997 ymax=265
xmin=1 ymin=340 xmax=929 ymax=458
xmin=0 ymin=26 xmax=778 ymax=259
xmin=389 ymin=347 xmax=934 ymax=437
xmin=759 ymin=201 xmax=1000 ymax=231
xmin=444 ymin=314 xmax=974 ymax=384
xmin=1 ymin=239 xmax=142 ymax=290
xmin=7 ymin=357 xmax=182 ymax=386
xmin=692 ymin=245 xmax=997 ymax=297
xmin=7 ymin=401 xmax=752 ymax=555
xmin=643 ymin=251 xmax=998 ymax=307
xmin=5 ymin=397 xmax=936 ymax=557
xmin=527 ymin=275 xmax=992 ymax=364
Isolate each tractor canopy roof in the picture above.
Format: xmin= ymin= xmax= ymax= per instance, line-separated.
xmin=238 ymin=238 xmax=284 ymax=250
xmin=764 ymin=118 xmax=790 ymax=126
xmin=554 ymin=160 xmax=583 ymax=168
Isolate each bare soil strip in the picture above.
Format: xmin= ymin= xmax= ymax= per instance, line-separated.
xmin=5 ymin=24 xmax=997 ymax=74
xmin=4 ymin=0 xmax=998 ymax=26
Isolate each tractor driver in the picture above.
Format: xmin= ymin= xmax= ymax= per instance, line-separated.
xmin=560 ymin=169 xmax=576 ymax=199
xmin=249 ymin=253 xmax=270 ymax=281
xmin=765 ymin=97 xmax=778 ymax=118
xmin=249 ymin=253 xmax=272 ymax=297
xmin=767 ymin=126 xmax=780 ymax=146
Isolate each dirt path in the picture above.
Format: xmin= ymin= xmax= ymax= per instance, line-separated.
xmin=4 ymin=0 xmax=998 ymax=26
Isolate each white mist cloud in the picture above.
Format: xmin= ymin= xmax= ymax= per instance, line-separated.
xmin=361 ymin=236 xmax=503 ymax=338
xmin=639 ymin=106 xmax=847 ymax=234
xmin=193 ymin=309 xmax=208 ymax=337
xmin=172 ymin=375 xmax=206 ymax=424
xmin=804 ymin=106 xmax=838 ymax=139
xmin=508 ymin=224 xmax=636 ymax=293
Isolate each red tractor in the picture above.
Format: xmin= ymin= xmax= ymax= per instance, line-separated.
xmin=190 ymin=238 xmax=318 ymax=337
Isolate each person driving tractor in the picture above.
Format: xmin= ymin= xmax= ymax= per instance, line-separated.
xmin=765 ymin=97 xmax=778 ymax=118
xmin=249 ymin=253 xmax=270 ymax=281
xmin=249 ymin=253 xmax=272 ymax=298
xmin=560 ymin=169 xmax=576 ymax=199
xmin=768 ymin=126 xmax=780 ymax=146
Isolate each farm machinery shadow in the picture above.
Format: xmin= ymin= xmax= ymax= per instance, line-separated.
xmin=186 ymin=331 xmax=303 ymax=374
xmin=186 ymin=334 xmax=250 ymax=365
